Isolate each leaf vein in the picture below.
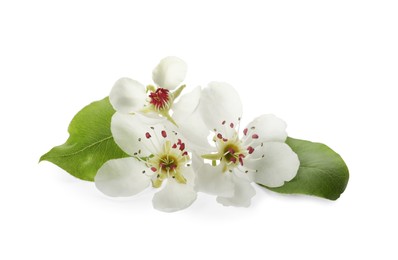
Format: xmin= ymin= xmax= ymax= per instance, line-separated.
xmin=45 ymin=136 xmax=113 ymax=158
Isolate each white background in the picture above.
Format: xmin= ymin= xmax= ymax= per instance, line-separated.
xmin=1 ymin=1 xmax=397 ymax=259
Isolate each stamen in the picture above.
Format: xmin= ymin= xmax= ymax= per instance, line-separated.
xmin=230 ymin=123 xmax=234 ymax=128
xmin=145 ymin=132 xmax=151 ymax=139
xmin=249 ymin=156 xmax=265 ymax=161
xmin=247 ymin=146 xmax=255 ymax=154
xmin=149 ymin=88 xmax=170 ymax=110
xmin=252 ymin=134 xmax=259 ymax=139
xmin=161 ymin=130 xmax=167 ymax=138
xmin=236 ymin=118 xmax=242 ymax=133
xmin=237 ymin=165 xmax=258 ymax=174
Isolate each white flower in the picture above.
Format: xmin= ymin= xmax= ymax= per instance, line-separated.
xmin=95 ymin=113 xmax=196 ymax=212
xmin=172 ymin=86 xmax=213 ymax=153
xmin=109 ymin=56 xmax=188 ymax=125
xmin=192 ymin=82 xmax=300 ymax=207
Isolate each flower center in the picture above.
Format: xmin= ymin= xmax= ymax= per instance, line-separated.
xmin=159 ymin=155 xmax=178 ymax=172
xmin=220 ymin=140 xmax=246 ymax=171
xmin=201 ymin=120 xmax=261 ymax=173
xmin=145 ymin=134 xmax=190 ymax=188
xmin=149 ymin=88 xmax=170 ymax=110
xmin=202 ymin=131 xmax=247 ymax=172
xmin=223 ymin=144 xmax=242 ymax=162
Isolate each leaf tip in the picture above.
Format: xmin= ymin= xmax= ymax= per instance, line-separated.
xmin=39 ymin=153 xmax=48 ymax=163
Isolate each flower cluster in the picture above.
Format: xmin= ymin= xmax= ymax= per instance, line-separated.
xmin=95 ymin=57 xmax=300 ymax=212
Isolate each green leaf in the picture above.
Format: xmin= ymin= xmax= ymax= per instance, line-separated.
xmin=261 ymin=137 xmax=349 ymax=200
xmin=40 ymin=97 xmax=129 ymax=181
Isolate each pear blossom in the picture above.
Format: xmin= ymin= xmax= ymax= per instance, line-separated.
xmin=95 ymin=113 xmax=196 ymax=212
xmin=109 ymin=56 xmax=187 ymax=125
xmin=192 ymin=82 xmax=300 ymax=207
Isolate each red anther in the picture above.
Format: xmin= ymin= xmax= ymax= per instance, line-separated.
xmin=228 ymin=148 xmax=235 ymax=154
xmin=230 ymin=157 xmax=237 ymax=163
xmin=222 ymin=138 xmax=228 ymax=142
xmin=217 ymin=133 xmax=223 ymax=139
xmin=151 ymin=167 xmax=157 ymax=172
xmin=170 ymin=164 xmax=177 ymax=170
xmin=239 ymin=157 xmax=244 ymax=166
xmin=230 ymin=123 xmax=234 ymax=128
xmin=149 ymin=88 xmax=170 ymax=110
xmin=172 ymin=143 xmax=177 ymax=149
xmin=243 ymin=128 xmax=248 ymax=135
xmin=222 ymin=120 xmax=226 ymax=125
xmin=145 ymin=132 xmax=151 ymax=139
xmin=179 ymin=143 xmax=185 ymax=151
xmin=177 ymin=139 xmax=182 ymax=145
xmin=182 ymin=151 xmax=188 ymax=156
xmin=161 ymin=130 xmax=167 ymax=138
xmin=247 ymin=146 xmax=254 ymax=154
xmin=252 ymin=134 xmax=259 ymax=139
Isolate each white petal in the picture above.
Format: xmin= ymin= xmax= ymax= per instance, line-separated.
xmin=111 ymin=112 xmax=162 ymax=157
xmin=152 ymin=56 xmax=187 ymax=90
xmin=216 ymin=174 xmax=256 ymax=207
xmin=181 ymin=164 xmax=196 ymax=186
xmin=193 ymin=157 xmax=234 ymax=197
xmin=199 ymin=82 xmax=242 ymax=135
xmin=243 ymin=114 xmax=287 ymax=146
xmin=245 ymin=142 xmax=299 ymax=187
xmin=173 ymin=86 xmax=212 ymax=152
xmin=109 ymin=78 xmax=147 ymax=113
xmin=136 ymin=111 xmax=168 ymax=125
xmin=152 ymin=167 xmax=197 ymax=212
xmin=172 ymin=86 xmax=201 ymax=121
xmin=95 ymin=158 xmax=150 ymax=197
